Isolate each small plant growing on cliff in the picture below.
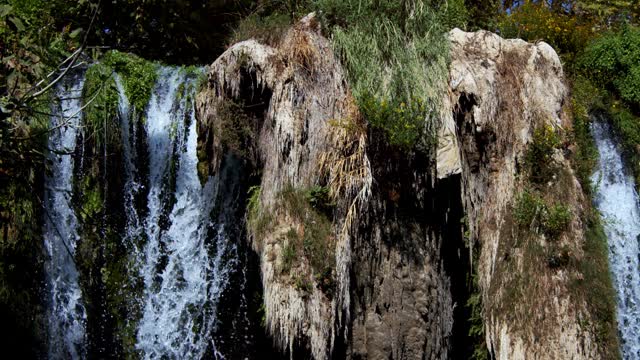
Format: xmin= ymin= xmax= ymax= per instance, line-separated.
xmin=305 ymin=185 xmax=334 ymax=216
xmin=467 ymin=280 xmax=488 ymax=360
xmin=280 ymin=236 xmax=297 ymax=274
xmin=525 ymin=125 xmax=561 ymax=184
xmin=514 ymin=189 xmax=546 ymax=230
xmin=280 ymin=228 xmax=300 ymax=273
xmin=543 ymin=204 xmax=572 ymax=240
xmin=294 ymin=276 xmax=313 ymax=295
xmin=514 ymin=189 xmax=572 ymax=240
xmin=314 ymin=266 xmax=335 ymax=299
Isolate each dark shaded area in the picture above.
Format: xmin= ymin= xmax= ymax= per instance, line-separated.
xmin=72 ymin=89 xmax=128 ymax=358
xmin=92 ymin=0 xmax=256 ymax=64
xmin=200 ymin=60 xmax=285 ymax=358
xmin=207 ymin=154 xmax=284 ymax=359
xmin=435 ymin=174 xmax=473 ymax=360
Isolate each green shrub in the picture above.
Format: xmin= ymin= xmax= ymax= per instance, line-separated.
xmin=514 ymin=189 xmax=546 ymax=229
xmin=543 ymin=204 xmax=572 ymax=240
xmin=305 ymin=185 xmax=333 ymax=215
xmin=439 ymin=0 xmax=469 ymax=30
xmin=525 ymin=126 xmax=561 ymax=185
xmin=579 ymin=25 xmax=640 ymax=107
xmin=498 ymin=2 xmax=596 ymax=63
xmin=514 ymin=189 xmax=571 ymax=240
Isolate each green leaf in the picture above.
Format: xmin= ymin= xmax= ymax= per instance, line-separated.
xmin=0 ymin=4 xmax=13 ymax=17
xmin=9 ymin=17 xmax=25 ymax=32
xmin=69 ymin=28 xmax=83 ymax=39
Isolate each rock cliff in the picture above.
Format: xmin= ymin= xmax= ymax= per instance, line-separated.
xmin=196 ymin=14 xmax=607 ymax=360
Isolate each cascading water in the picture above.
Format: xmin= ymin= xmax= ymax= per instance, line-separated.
xmin=133 ymin=67 xmax=235 ymax=359
xmin=43 ymin=64 xmax=244 ymax=359
xmin=591 ymin=119 xmax=640 ymax=359
xmin=43 ymin=74 xmax=88 ymax=359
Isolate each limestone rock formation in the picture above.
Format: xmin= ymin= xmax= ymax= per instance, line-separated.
xmin=196 ymin=16 xmax=605 ymax=360
xmin=447 ymin=28 xmax=600 ymax=359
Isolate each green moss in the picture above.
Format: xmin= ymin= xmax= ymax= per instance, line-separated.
xmin=247 ymin=185 xmax=335 ymax=294
xmin=102 ymin=50 xmax=159 ymax=114
xmin=610 ymin=104 xmax=640 ymax=187
xmin=215 ymin=98 xmax=257 ymax=157
xmin=570 ymin=76 xmax=605 ymax=194
xmin=247 ymin=186 xmax=273 ymax=240
xmin=567 ymin=76 xmax=621 ymax=359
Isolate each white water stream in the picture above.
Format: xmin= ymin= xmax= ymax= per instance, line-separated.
xmin=43 ymin=75 xmax=88 ymax=359
xmin=134 ymin=67 xmax=233 ymax=359
xmin=591 ymin=120 xmax=640 ymax=359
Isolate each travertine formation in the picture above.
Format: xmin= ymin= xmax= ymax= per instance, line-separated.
xmin=197 ymin=16 xmax=604 ymax=360
xmin=447 ymin=29 xmax=599 ymax=359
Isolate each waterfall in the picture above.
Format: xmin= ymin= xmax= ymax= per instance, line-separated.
xmin=134 ymin=67 xmax=235 ymax=359
xmin=43 ymin=74 xmax=87 ymax=359
xmin=591 ymin=119 xmax=640 ymax=359
xmin=42 ymin=65 xmax=240 ymax=359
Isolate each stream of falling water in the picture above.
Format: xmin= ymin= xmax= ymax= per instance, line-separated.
xmin=134 ymin=67 xmax=234 ymax=359
xmin=43 ymin=74 xmax=87 ymax=359
xmin=591 ymin=119 xmax=640 ymax=359
xmin=43 ymin=66 xmax=238 ymax=359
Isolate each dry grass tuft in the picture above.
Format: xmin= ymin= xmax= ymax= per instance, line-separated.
xmin=284 ymin=29 xmax=319 ymax=75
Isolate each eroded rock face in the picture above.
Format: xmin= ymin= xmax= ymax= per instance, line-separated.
xmin=197 ymin=13 xmax=371 ymax=360
xmin=447 ymin=28 xmax=600 ymax=359
xmin=197 ymin=18 xmax=605 ymax=360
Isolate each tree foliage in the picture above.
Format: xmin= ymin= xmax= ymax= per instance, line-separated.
xmin=498 ymin=1 xmax=597 ymax=62
xmin=579 ymin=25 xmax=640 ymax=107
